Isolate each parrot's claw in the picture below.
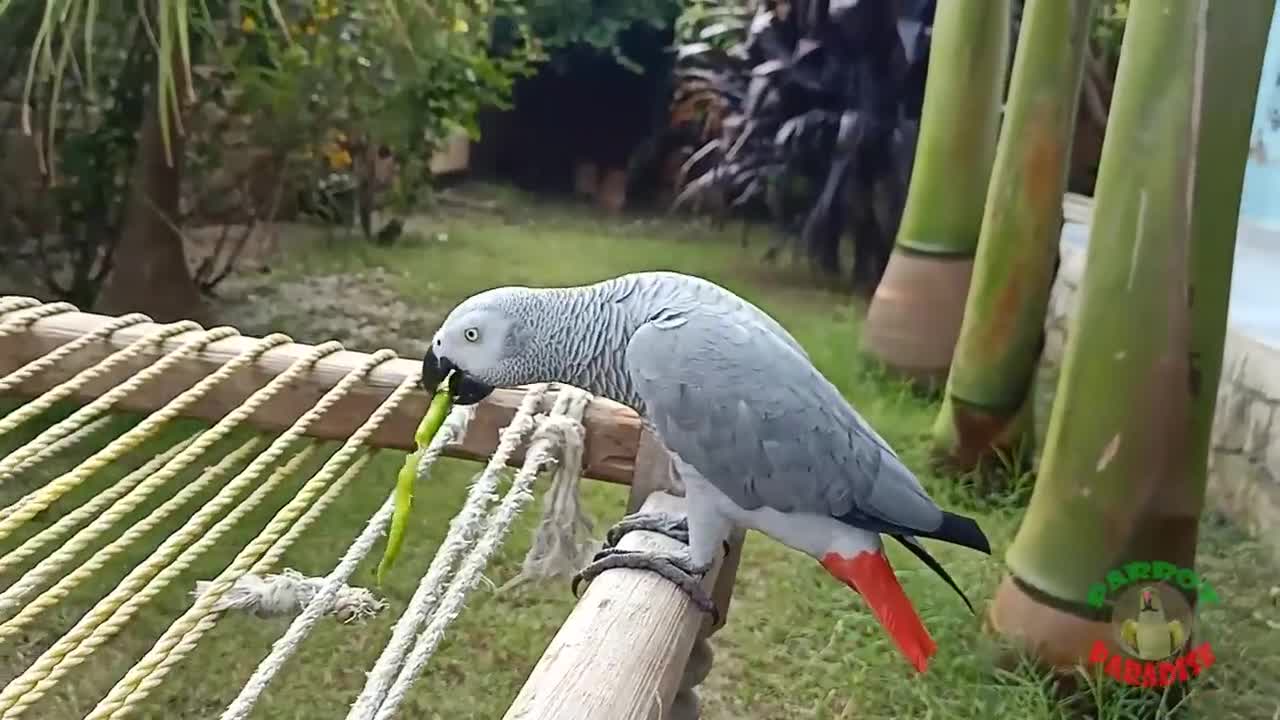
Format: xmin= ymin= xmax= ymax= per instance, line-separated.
xmin=603 ymin=512 xmax=689 ymax=548
xmin=572 ymin=549 xmax=719 ymax=624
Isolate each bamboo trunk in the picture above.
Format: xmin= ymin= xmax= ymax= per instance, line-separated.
xmin=989 ymin=0 xmax=1274 ymax=669
xmin=861 ymin=0 xmax=1010 ymax=387
xmin=931 ymin=0 xmax=1095 ymax=470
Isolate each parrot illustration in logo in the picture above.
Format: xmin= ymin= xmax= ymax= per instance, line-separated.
xmin=1121 ymin=585 xmax=1186 ymax=660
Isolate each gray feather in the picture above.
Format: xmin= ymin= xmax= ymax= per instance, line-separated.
xmin=624 ymin=299 xmax=944 ymax=534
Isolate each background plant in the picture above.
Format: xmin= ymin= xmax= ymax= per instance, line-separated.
xmin=667 ymin=0 xmax=936 ymax=295
xmin=0 ymin=0 xmax=541 ymax=311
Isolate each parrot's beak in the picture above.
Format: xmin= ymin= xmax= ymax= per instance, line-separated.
xmin=1141 ymin=590 xmax=1154 ymax=611
xmin=422 ymin=348 xmax=494 ymax=406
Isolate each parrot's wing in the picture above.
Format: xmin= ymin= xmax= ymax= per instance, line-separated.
xmin=1121 ymin=620 xmax=1138 ymax=650
xmin=624 ymin=303 xmax=943 ymax=535
xmin=1169 ymin=619 xmax=1185 ymax=647
xmin=618 ymin=271 xmax=814 ymax=363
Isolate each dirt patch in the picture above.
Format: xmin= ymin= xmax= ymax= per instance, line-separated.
xmin=212 ymin=267 xmax=436 ymax=358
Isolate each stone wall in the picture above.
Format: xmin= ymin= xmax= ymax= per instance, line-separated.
xmin=1038 ymin=216 xmax=1280 ymax=558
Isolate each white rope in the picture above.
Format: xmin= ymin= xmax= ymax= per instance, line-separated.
xmin=363 ymin=387 xmax=592 ymax=720
xmin=195 ymin=569 xmax=385 ymax=624
xmin=217 ymin=404 xmax=475 ymax=720
xmin=343 ymin=384 xmax=552 ymax=720
xmin=500 ymin=395 xmax=598 ymax=590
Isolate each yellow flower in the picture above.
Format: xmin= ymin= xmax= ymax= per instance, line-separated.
xmin=241 ymin=15 xmax=257 ymax=32
xmin=322 ymin=139 xmax=353 ymax=170
xmin=452 ymin=17 xmax=469 ymax=33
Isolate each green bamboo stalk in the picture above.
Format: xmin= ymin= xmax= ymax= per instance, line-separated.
xmin=860 ymin=0 xmax=1010 ymax=387
xmin=895 ymin=0 xmax=1010 ymax=256
xmin=931 ymin=0 xmax=1095 ymax=469
xmin=996 ymin=0 xmax=1273 ymax=643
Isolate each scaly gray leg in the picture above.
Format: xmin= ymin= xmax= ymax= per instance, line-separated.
xmin=573 ymin=511 xmax=720 ymax=623
xmin=603 ymin=511 xmax=689 ymax=547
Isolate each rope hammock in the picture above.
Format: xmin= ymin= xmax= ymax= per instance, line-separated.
xmin=0 ymin=296 xmax=602 ymax=720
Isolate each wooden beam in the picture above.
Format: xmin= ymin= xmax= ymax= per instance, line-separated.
xmin=0 ymin=307 xmax=642 ymax=484
xmin=626 ymin=429 xmax=679 ymax=514
xmin=502 ymin=491 xmax=723 ymax=720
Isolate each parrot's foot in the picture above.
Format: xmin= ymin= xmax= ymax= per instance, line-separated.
xmin=601 ymin=512 xmax=733 ymax=556
xmin=572 ymin=549 xmax=718 ymax=623
xmin=603 ymin=511 xmax=689 ymax=548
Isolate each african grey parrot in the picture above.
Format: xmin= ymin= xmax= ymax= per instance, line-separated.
xmin=422 ymin=271 xmax=991 ymax=672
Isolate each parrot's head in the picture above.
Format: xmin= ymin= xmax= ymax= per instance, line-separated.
xmin=1137 ymin=585 xmax=1167 ymax=621
xmin=422 ymin=286 xmax=540 ymax=405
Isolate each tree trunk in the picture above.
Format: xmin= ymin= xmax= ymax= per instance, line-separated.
xmin=931 ymin=0 xmax=1094 ymax=471
xmin=989 ymin=0 xmax=1274 ymax=670
xmin=97 ymin=51 xmax=204 ymax=323
xmin=861 ymin=0 xmax=1010 ymax=388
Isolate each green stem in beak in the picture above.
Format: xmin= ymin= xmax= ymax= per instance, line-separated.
xmin=376 ymin=372 xmax=455 ymax=586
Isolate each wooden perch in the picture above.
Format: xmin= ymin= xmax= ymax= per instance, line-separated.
xmin=0 ymin=307 xmax=642 ymax=484
xmin=503 ymin=491 xmax=726 ymax=720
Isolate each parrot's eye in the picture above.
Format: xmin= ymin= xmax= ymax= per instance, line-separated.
xmin=463 ymin=327 xmax=481 ymax=343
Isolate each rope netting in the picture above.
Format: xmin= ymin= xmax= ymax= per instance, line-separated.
xmin=0 ymin=296 xmax=600 ymax=720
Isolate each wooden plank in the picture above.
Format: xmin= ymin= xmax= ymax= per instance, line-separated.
xmin=502 ymin=491 xmax=723 ymax=720
xmin=706 ymin=528 xmax=746 ymax=634
xmin=0 ymin=307 xmax=642 ymax=484
xmin=626 ymin=429 xmax=678 ymax=514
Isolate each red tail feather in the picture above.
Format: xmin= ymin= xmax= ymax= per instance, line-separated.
xmin=821 ymin=551 xmax=937 ymax=673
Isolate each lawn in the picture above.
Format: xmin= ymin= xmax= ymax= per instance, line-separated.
xmin=1 ymin=183 xmax=1277 ymax=719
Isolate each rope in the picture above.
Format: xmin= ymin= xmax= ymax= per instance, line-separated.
xmin=0 ymin=330 xmax=285 ymax=535
xmin=0 ymin=302 xmax=77 ymax=338
xmin=367 ymin=388 xmax=592 ymax=720
xmin=0 ymin=297 xmax=41 ymax=315
xmin=92 ymin=368 xmax=416 ymax=719
xmin=218 ymin=403 xmax=475 ymax=720
xmin=0 ymin=437 xmax=261 ymax=622
xmin=0 ymin=415 xmax=115 ymax=512
xmin=0 ymin=312 xmax=151 ymax=394
xmin=192 ymin=453 xmax=385 ymax=622
xmin=0 ymin=338 xmax=342 ymax=607
xmin=0 ymin=320 xmax=203 ymax=452
xmin=0 ymin=430 xmax=198 ymax=576
xmin=0 ymin=298 xmax=613 ymax=718
xmin=197 ymin=569 xmax=385 ymax=622
xmin=85 ymin=461 xmax=385 ymax=720
xmin=87 ymin=452 xmax=373 ymax=720
xmin=0 ymin=442 xmax=315 ymax=719
xmin=501 ymin=394 xmax=599 ymax=590
xmin=0 ymin=347 xmax=391 ymax=718
xmin=344 ymin=384 xmax=551 ymax=720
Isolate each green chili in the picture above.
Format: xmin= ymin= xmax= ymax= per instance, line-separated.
xmin=376 ymin=374 xmax=454 ymax=586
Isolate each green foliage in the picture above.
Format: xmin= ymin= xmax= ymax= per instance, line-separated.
xmin=0 ymin=0 xmax=152 ymax=305
xmin=1090 ymin=0 xmax=1127 ymax=66
xmin=215 ymin=0 xmax=539 ymax=213
xmin=521 ymin=0 xmax=681 ymax=72
xmin=672 ymin=0 xmax=750 ymax=50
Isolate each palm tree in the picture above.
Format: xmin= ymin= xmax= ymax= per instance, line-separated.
xmin=860 ymin=0 xmax=1011 ymax=387
xmin=930 ymin=0 xmax=1094 ymax=471
xmin=989 ymin=0 xmax=1274 ymax=669
xmin=0 ymin=0 xmax=524 ymax=319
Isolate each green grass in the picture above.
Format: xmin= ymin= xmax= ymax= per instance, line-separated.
xmin=1 ymin=183 xmax=1277 ymax=719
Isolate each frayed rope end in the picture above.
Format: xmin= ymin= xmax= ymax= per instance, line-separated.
xmin=193 ymin=569 xmax=387 ymax=624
